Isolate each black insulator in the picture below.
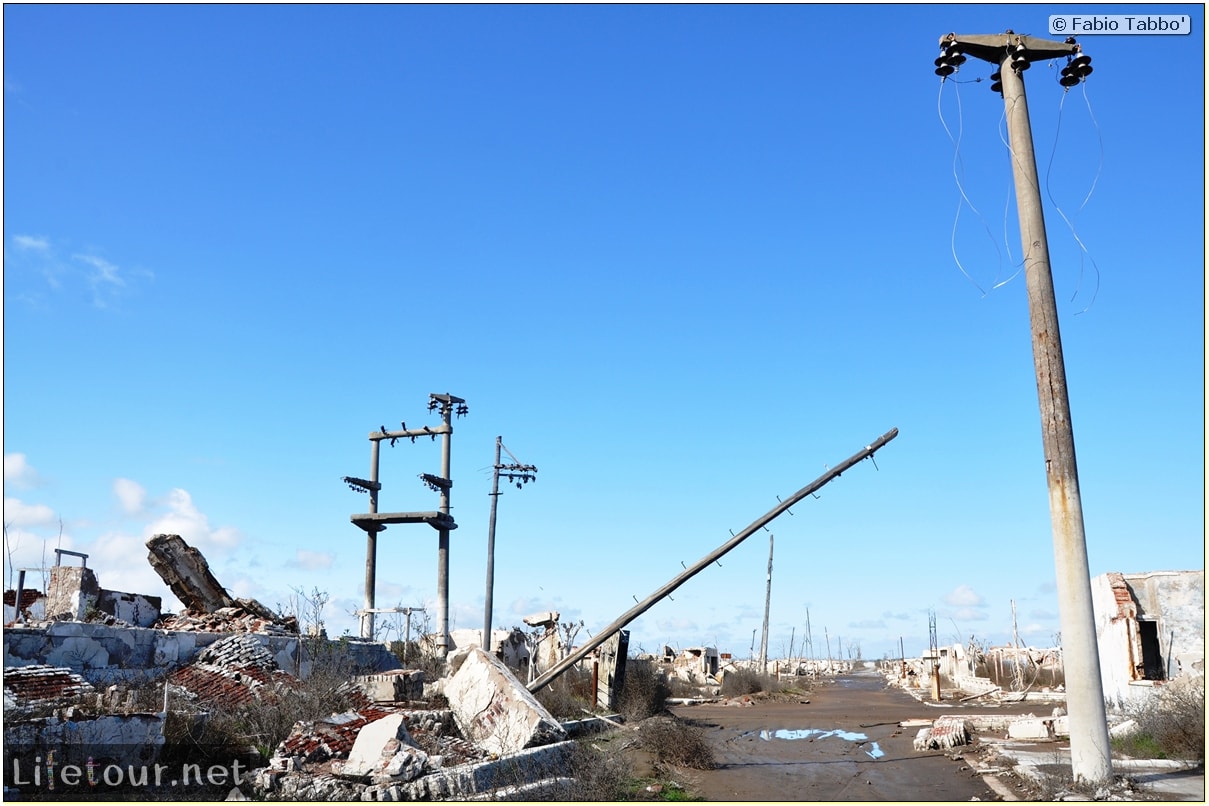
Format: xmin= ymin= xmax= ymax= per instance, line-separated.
xmin=1060 ymin=72 xmax=1081 ymax=88
xmin=935 ymin=63 xmax=956 ymax=77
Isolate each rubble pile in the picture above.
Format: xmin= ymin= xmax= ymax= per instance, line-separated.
xmin=169 ymin=633 xmax=298 ymax=708
xmin=155 ymin=605 xmax=298 ymax=635
xmin=3 ymin=664 xmax=96 ymax=710
xmin=913 ymin=715 xmax=971 ymax=750
xmin=146 ymin=533 xmax=297 ymax=634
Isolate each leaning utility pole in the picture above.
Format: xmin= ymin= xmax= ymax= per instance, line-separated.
xmin=758 ymin=532 xmax=773 ymax=674
xmin=527 ymin=428 xmax=899 ymax=693
xmin=483 ymin=437 xmax=537 ymax=649
xmin=936 ymin=31 xmax=1110 ymax=785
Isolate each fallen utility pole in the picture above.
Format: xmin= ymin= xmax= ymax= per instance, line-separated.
xmin=527 ymin=427 xmax=899 ymax=694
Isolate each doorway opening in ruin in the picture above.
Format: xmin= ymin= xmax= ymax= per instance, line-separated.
xmin=1137 ymin=619 xmax=1166 ymax=681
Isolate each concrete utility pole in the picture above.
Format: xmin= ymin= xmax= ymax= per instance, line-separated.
xmin=936 ymin=31 xmax=1110 ymax=785
xmin=346 ymin=392 xmax=468 ymax=659
xmin=483 ymin=436 xmax=537 ymax=649
xmin=758 ymin=532 xmax=773 ymax=674
xmin=526 ymin=428 xmax=899 ymax=693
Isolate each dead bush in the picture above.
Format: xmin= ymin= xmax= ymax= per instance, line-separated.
xmin=1116 ymin=682 xmax=1205 ymax=762
xmin=618 ymin=658 xmax=671 ymax=722
xmin=535 ymin=669 xmax=595 ymax=720
xmin=635 ymin=715 xmax=716 ymax=771
xmin=720 ymin=667 xmax=779 ymax=697
xmin=553 ymin=739 xmax=636 ymax=801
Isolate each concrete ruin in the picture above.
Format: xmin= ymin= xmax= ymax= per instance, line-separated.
xmin=146 ymin=533 xmax=281 ymax=624
xmin=44 ymin=563 xmax=162 ymax=628
xmin=3 ymin=534 xmax=602 ymax=801
xmin=662 ymin=645 xmax=720 ymax=685
xmin=1091 ymin=569 xmax=1205 ymax=705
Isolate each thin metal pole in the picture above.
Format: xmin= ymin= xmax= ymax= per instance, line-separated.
xmin=483 ymin=436 xmax=502 ymax=650
xmin=526 ymin=428 xmax=898 ymax=693
xmin=361 ymin=439 xmax=381 ymax=639
xmin=759 ymin=533 xmax=773 ymax=673
xmin=1000 ymin=52 xmax=1112 ymax=786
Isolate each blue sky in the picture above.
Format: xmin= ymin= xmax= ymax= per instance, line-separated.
xmin=4 ymin=4 xmax=1204 ymax=662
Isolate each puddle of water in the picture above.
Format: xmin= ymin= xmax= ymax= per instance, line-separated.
xmin=750 ymin=727 xmax=883 ymax=760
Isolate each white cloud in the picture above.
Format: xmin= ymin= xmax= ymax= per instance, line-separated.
xmin=75 ymin=253 xmax=125 ymax=287
xmin=142 ymin=488 xmax=242 ymax=554
xmin=944 ymin=584 xmax=986 ymax=609
xmin=3 ymin=497 xmax=57 ymax=528
xmin=4 ymin=453 xmax=42 ymax=489
xmin=113 ymin=478 xmax=147 ymax=515
xmin=948 ymin=607 xmax=990 ymax=622
xmin=14 ymin=235 xmax=49 ymax=251
xmin=848 ymin=619 xmax=886 ymax=630
xmin=288 ymin=549 xmax=335 ymax=571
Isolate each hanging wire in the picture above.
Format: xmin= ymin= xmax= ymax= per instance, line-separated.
xmin=938 ymin=78 xmax=1004 ymax=296
xmin=993 ymin=104 xmax=1027 ymax=290
xmin=1043 ymin=77 xmax=1105 ymax=315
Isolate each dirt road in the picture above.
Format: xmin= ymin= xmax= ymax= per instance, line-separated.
xmin=668 ymin=668 xmax=1034 ymax=801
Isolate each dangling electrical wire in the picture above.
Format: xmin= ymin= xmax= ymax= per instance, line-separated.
xmin=938 ymin=78 xmax=1004 ymax=297
xmin=993 ymin=104 xmax=1027 ymax=290
xmin=1044 ymin=74 xmax=1104 ymax=315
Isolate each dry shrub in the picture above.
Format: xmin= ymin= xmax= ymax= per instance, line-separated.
xmin=535 ymin=669 xmax=594 ymax=720
xmin=635 ymin=716 xmax=716 ymax=771
xmin=618 ymin=658 xmax=671 ymax=722
xmin=558 ymin=740 xmax=636 ymax=801
xmin=720 ymin=667 xmax=778 ymax=697
xmin=1117 ymin=681 xmax=1205 ymax=761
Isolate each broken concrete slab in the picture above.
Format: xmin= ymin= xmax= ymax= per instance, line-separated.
xmin=912 ymin=715 xmax=970 ymax=750
xmin=444 ymin=646 xmax=567 ymax=757
xmin=145 ymin=534 xmax=278 ymax=622
xmin=146 ymin=533 xmax=238 ymax=613
xmin=340 ymin=713 xmax=419 ymax=777
xmin=353 ymin=669 xmax=426 ymax=703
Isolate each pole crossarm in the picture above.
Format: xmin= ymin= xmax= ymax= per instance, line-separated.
xmin=369 ymin=424 xmax=453 ymax=442
xmin=352 ymin=511 xmax=458 ymax=532
xmin=941 ymin=31 xmax=1079 ymax=65
xmin=526 ymin=427 xmax=900 ymax=694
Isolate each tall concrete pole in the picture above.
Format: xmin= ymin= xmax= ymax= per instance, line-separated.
xmin=436 ymin=401 xmax=453 ymax=659
xmin=997 ymin=47 xmax=1112 ymax=785
xmin=361 ymin=438 xmax=382 ymax=639
xmin=483 ymin=436 xmax=502 ymax=649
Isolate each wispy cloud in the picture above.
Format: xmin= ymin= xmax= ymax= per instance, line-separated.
xmin=113 ymin=478 xmax=147 ymax=515
xmin=7 ymin=236 xmax=152 ymax=309
xmin=3 ymin=497 xmax=57 ymax=528
xmin=14 ymin=235 xmax=49 ymax=251
xmin=944 ymin=584 xmax=986 ymax=608
xmin=4 ymin=453 xmax=44 ymax=489
xmin=288 ymin=549 xmax=335 ymax=571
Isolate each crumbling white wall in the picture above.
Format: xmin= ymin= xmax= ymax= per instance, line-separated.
xmin=4 ymin=623 xmax=400 ymax=684
xmin=1092 ymin=570 xmax=1205 ymax=704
